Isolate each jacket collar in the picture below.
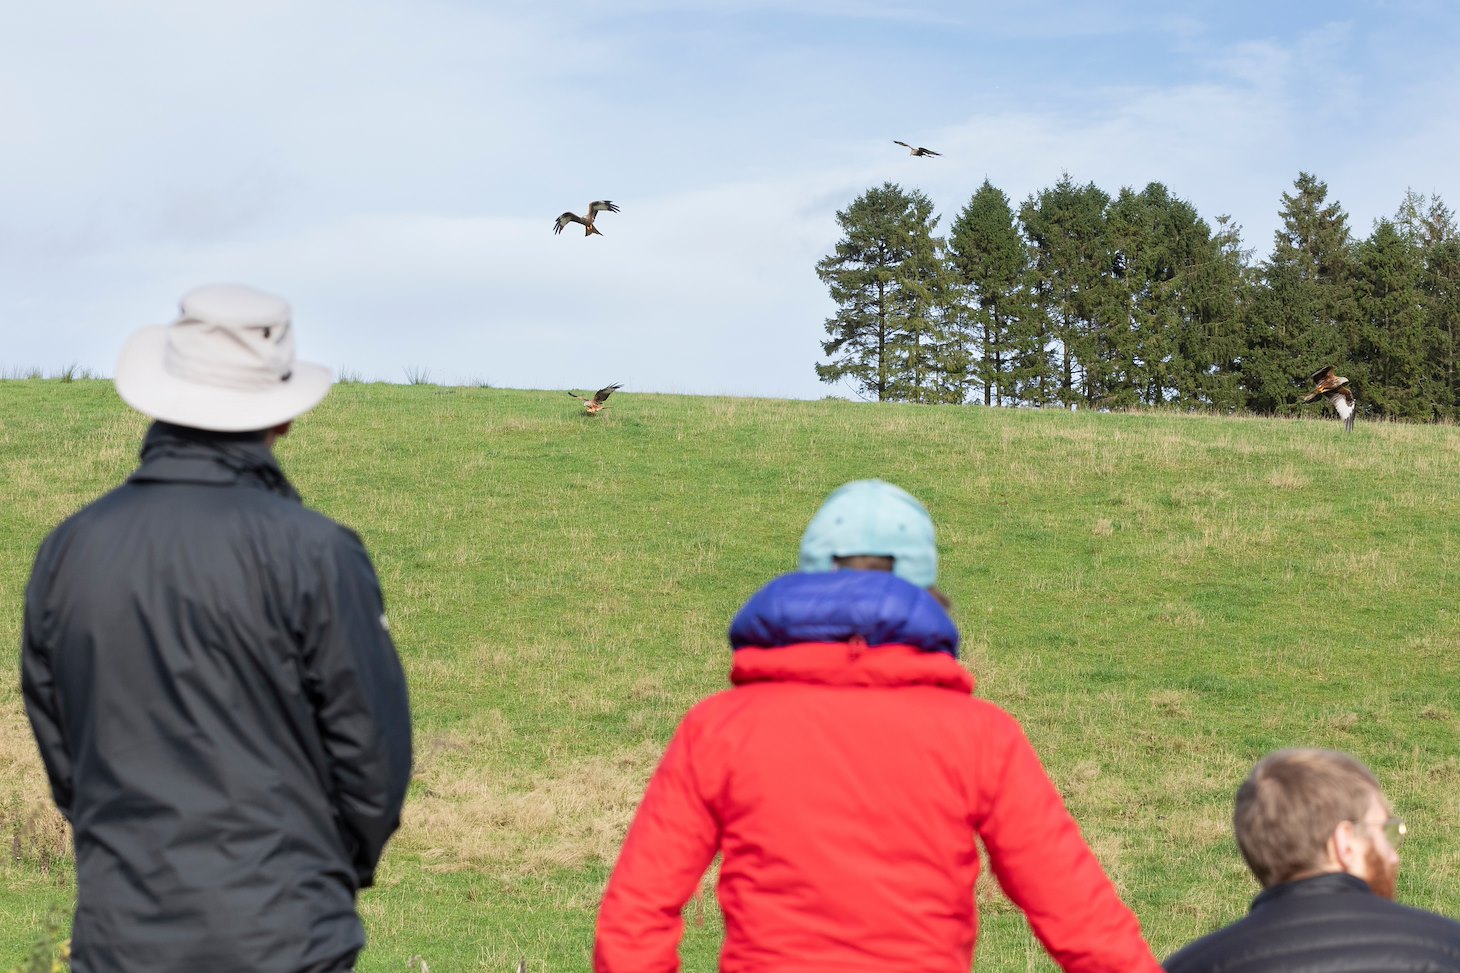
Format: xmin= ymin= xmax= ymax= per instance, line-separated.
xmin=127 ymin=421 xmax=301 ymax=501
xmin=731 ymin=642 xmax=975 ymax=693
xmin=1250 ymin=871 xmax=1374 ymax=912
xmin=730 ymin=572 xmax=960 ymax=658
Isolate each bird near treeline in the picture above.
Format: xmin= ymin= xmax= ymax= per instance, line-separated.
xmin=569 ymin=383 xmax=622 ymax=414
xmin=1303 ymin=365 xmax=1356 ymax=432
xmin=893 ymin=140 xmax=940 ymax=157
xmin=553 ymin=200 xmax=620 ymax=237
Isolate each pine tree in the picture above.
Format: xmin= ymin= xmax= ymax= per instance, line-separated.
xmin=815 ymin=183 xmax=964 ymax=403
xmin=1020 ymin=175 xmax=1111 ymax=407
xmin=1104 ymin=184 xmax=1253 ymax=408
xmin=1171 ymin=214 xmax=1252 ymax=410
xmin=1244 ymin=172 xmax=1358 ymax=412
xmin=946 ymin=180 xmax=1043 ymax=405
xmin=1355 ymin=219 xmax=1432 ymax=417
xmin=1397 ymin=190 xmax=1460 ymax=417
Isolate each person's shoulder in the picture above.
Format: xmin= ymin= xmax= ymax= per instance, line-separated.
xmin=1161 ymin=912 xmax=1259 ymax=973
xmin=31 ymin=482 xmax=131 ymax=554
xmin=1375 ymin=894 xmax=1460 ymax=934
xmin=956 ymin=694 xmax=1032 ymax=737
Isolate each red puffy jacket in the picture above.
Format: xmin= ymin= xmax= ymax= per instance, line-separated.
xmin=595 ymin=574 xmax=1159 ymax=973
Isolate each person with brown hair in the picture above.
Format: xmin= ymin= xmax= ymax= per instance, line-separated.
xmin=1163 ymin=748 xmax=1460 ymax=973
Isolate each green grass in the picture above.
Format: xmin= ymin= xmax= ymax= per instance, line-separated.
xmin=3 ymin=379 xmax=1459 ymax=969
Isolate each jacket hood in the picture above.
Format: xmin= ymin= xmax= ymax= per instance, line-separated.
xmin=729 ymin=571 xmax=959 ymax=657
xmin=128 ymin=421 xmax=300 ymax=500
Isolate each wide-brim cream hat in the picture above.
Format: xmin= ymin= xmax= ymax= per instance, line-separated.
xmin=114 ymin=283 xmax=333 ymax=432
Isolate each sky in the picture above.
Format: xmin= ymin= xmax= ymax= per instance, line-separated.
xmin=4 ymin=0 xmax=1459 ymax=401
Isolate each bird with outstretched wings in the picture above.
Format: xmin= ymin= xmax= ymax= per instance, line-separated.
xmin=1303 ymin=365 xmax=1356 ymax=432
xmin=893 ymin=140 xmax=940 ymax=157
xmin=568 ymin=383 xmax=622 ymax=414
xmin=553 ymin=200 xmax=620 ymax=237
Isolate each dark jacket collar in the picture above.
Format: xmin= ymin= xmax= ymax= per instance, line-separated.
xmin=128 ymin=421 xmax=300 ymax=501
xmin=1251 ymin=871 xmax=1374 ymax=912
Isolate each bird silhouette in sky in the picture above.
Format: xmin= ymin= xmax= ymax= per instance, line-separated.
xmin=553 ymin=200 xmax=620 ymax=237
xmin=893 ymin=140 xmax=941 ymax=157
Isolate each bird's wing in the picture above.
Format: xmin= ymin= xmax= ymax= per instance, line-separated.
xmin=588 ymin=200 xmax=620 ymax=216
xmin=893 ymin=140 xmax=912 ymax=148
xmin=1337 ymin=386 xmax=1355 ymax=406
xmin=554 ymin=212 xmax=586 ymax=234
xmin=1309 ymin=364 xmax=1336 ymax=384
xmin=923 ymin=148 xmax=941 ymax=156
xmin=1304 ymin=373 xmax=1343 ymax=400
xmin=594 ymin=383 xmax=622 ymax=403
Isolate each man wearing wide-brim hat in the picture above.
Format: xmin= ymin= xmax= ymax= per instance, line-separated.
xmin=20 ymin=283 xmax=413 ymax=973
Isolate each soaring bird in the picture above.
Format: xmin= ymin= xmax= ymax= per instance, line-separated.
xmin=553 ymin=200 xmax=620 ymax=237
xmin=568 ymin=383 xmax=622 ymax=414
xmin=1303 ymin=365 xmax=1356 ymax=432
xmin=893 ymin=140 xmax=941 ymax=157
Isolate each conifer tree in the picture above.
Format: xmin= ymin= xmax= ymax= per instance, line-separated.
xmin=1244 ymin=172 xmax=1358 ymax=412
xmin=946 ymin=179 xmax=1044 ymax=406
xmin=1397 ymin=190 xmax=1460 ymax=417
xmin=1020 ymin=175 xmax=1111 ymax=407
xmin=1355 ymin=219 xmax=1432 ymax=417
xmin=815 ymin=183 xmax=964 ymax=403
xmin=1105 ymin=184 xmax=1252 ymax=408
xmin=1171 ymin=214 xmax=1251 ymax=409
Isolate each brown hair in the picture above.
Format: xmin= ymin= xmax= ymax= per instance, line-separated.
xmin=1233 ymin=749 xmax=1382 ymax=887
xmin=832 ymin=555 xmax=952 ymax=609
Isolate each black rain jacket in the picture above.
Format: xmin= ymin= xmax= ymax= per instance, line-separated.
xmin=1163 ymin=872 xmax=1460 ymax=973
xmin=21 ymin=422 xmax=413 ymax=973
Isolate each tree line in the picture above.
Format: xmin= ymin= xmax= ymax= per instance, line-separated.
xmin=815 ymin=173 xmax=1460 ymax=420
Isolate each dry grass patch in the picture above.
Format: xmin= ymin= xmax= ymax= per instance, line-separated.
xmin=0 ymin=706 xmax=70 ymax=868
xmin=1265 ymin=466 xmax=1310 ymax=490
xmin=401 ymin=740 xmax=661 ymax=875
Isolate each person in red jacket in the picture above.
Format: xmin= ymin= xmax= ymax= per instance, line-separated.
xmin=595 ymin=480 xmax=1160 ymax=973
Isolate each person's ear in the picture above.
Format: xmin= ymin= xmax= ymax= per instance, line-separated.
xmin=1329 ymin=819 xmax=1362 ymax=873
xmin=264 ymin=421 xmax=292 ymax=448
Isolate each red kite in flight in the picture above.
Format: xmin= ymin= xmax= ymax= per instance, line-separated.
xmin=569 ymin=383 xmax=622 ymax=415
xmin=894 ymin=140 xmax=940 ymax=157
xmin=553 ymin=200 xmax=620 ymax=237
xmin=1303 ymin=365 xmax=1356 ymax=432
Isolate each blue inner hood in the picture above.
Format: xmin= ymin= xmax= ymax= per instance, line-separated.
xmin=729 ymin=571 xmax=959 ymax=657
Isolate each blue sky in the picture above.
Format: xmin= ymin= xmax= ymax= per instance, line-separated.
xmin=4 ymin=0 xmax=1458 ymax=400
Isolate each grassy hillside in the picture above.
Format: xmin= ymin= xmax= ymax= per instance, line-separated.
xmin=2 ymin=379 xmax=1458 ymax=970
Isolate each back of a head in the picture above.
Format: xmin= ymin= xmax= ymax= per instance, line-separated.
xmin=798 ymin=479 xmax=937 ymax=589
xmin=1233 ymin=749 xmax=1381 ymax=888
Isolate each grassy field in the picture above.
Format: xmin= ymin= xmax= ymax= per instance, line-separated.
xmin=2 ymin=379 xmax=1459 ymax=971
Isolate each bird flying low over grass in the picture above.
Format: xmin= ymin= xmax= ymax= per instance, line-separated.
xmin=553 ymin=200 xmax=620 ymax=237
xmin=1303 ymin=365 xmax=1356 ymax=432
xmin=893 ymin=140 xmax=940 ymax=157
xmin=569 ymin=383 xmax=622 ymax=414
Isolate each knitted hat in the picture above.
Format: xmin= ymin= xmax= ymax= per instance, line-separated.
xmin=798 ymin=479 xmax=937 ymax=587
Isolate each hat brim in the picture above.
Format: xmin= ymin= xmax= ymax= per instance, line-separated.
xmin=114 ymin=325 xmax=333 ymax=432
